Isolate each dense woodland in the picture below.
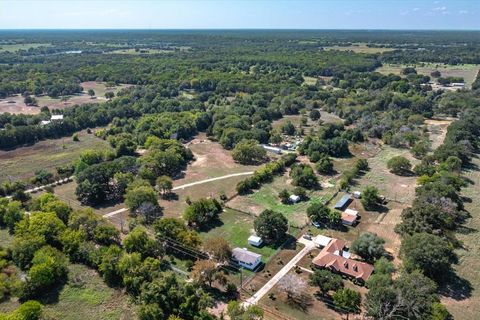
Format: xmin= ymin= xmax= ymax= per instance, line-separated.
xmin=0 ymin=30 xmax=480 ymax=320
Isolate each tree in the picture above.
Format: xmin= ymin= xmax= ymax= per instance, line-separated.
xmin=227 ymin=300 xmax=263 ymax=320
xmin=278 ymin=189 xmax=290 ymax=204
xmin=99 ymin=245 xmax=123 ymax=286
xmin=309 ymin=269 xmax=343 ymax=296
xmin=278 ymin=274 xmax=310 ymax=307
xmin=183 ymin=198 xmax=222 ymax=230
xmin=307 ymin=202 xmax=333 ymax=224
xmin=309 ymin=109 xmax=321 ymax=121
xmin=88 ymin=89 xmax=95 ymax=98
xmin=361 ymin=186 xmax=379 ymax=210
xmin=290 ymin=164 xmax=318 ymax=189
xmin=153 ymin=217 xmax=201 ymax=249
xmin=203 ymin=237 xmax=232 ymax=262
xmin=125 ymin=185 xmax=160 ymax=223
xmin=156 ymin=175 xmax=173 ymax=197
xmin=254 ymin=210 xmax=288 ymax=244
xmin=351 ymin=232 xmax=386 ymax=262
xmin=231 ymin=139 xmax=267 ymax=165
xmin=22 ymin=246 xmax=68 ymax=299
xmin=191 ymin=260 xmax=226 ymax=288
xmin=105 ymin=91 xmax=115 ymax=99
xmin=400 ymin=233 xmax=456 ymax=282
xmin=316 ymin=155 xmax=333 ymax=174
xmin=282 ymin=121 xmax=296 ymax=135
xmin=333 ymin=288 xmax=361 ymax=314
xmin=355 ymin=158 xmax=369 ymax=172
xmin=4 ymin=300 xmax=43 ymax=320
xmin=387 ymin=156 xmax=412 ymax=175
xmin=123 ymin=226 xmax=161 ymax=259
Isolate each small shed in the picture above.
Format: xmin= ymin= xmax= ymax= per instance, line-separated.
xmin=314 ymin=235 xmax=332 ymax=248
xmin=51 ymin=114 xmax=64 ymax=121
xmin=341 ymin=212 xmax=357 ymax=226
xmin=232 ymin=248 xmax=262 ymax=271
xmin=344 ymin=208 xmax=359 ymax=217
xmin=289 ymin=194 xmax=300 ymax=203
xmin=40 ymin=120 xmax=51 ymax=126
xmin=248 ymin=235 xmax=263 ymax=247
xmin=353 ymin=191 xmax=362 ymax=199
xmin=334 ymin=194 xmax=352 ymax=210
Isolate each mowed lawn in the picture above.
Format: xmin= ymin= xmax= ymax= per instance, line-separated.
xmin=0 ymin=130 xmax=112 ymax=184
xmin=442 ymin=156 xmax=480 ymax=319
xmin=226 ymin=173 xmax=337 ymax=228
xmin=200 ymin=208 xmax=277 ymax=264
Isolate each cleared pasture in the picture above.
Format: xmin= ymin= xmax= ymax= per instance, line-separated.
xmin=442 ymin=156 xmax=480 ymax=319
xmin=0 ymin=82 xmax=132 ymax=114
xmin=325 ymin=43 xmax=396 ymax=54
xmin=0 ymin=130 xmax=112 ymax=184
xmin=376 ymin=63 xmax=480 ymax=88
xmin=0 ymin=43 xmax=51 ymax=52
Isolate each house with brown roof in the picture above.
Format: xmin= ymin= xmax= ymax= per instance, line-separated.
xmin=312 ymin=238 xmax=374 ymax=284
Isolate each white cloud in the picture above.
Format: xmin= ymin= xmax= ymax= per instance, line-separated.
xmin=459 ymin=10 xmax=468 ymax=14
xmin=433 ymin=6 xmax=447 ymax=11
xmin=413 ymin=8 xmax=420 ymax=12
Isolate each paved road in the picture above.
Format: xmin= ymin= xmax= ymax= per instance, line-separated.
xmin=244 ymin=240 xmax=315 ymax=306
xmin=102 ymin=171 xmax=254 ymax=219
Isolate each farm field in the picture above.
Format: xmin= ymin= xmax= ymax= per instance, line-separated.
xmin=0 ymin=130 xmax=112 ymax=184
xmin=376 ymin=63 xmax=480 ymax=88
xmin=442 ymin=156 xmax=480 ymax=319
xmin=0 ymin=82 xmax=132 ymax=114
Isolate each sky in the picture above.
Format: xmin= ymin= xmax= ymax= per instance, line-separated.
xmin=0 ymin=0 xmax=478 ymax=30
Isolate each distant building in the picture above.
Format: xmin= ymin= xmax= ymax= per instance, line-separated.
xmin=248 ymin=235 xmax=263 ymax=247
xmin=232 ymin=248 xmax=262 ymax=270
xmin=50 ymin=114 xmax=64 ymax=121
xmin=261 ymin=144 xmax=282 ymax=154
xmin=312 ymin=238 xmax=374 ymax=284
xmin=353 ymin=191 xmax=362 ymax=199
xmin=334 ymin=194 xmax=352 ymax=210
xmin=451 ymin=82 xmax=465 ymax=87
xmin=40 ymin=120 xmax=51 ymax=126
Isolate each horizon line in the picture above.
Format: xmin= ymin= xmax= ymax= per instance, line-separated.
xmin=0 ymin=28 xmax=479 ymax=32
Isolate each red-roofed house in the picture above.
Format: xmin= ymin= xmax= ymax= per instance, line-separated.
xmin=312 ymin=239 xmax=374 ymax=284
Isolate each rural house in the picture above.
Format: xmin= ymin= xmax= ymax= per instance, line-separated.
xmin=232 ymin=248 xmax=262 ymax=270
xmin=312 ymin=238 xmax=374 ymax=284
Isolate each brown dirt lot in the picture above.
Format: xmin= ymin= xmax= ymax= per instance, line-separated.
xmin=425 ymin=118 xmax=453 ymax=150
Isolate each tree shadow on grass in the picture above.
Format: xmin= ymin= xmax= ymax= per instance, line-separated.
xmin=198 ymin=218 xmax=224 ymax=233
xmin=34 ymin=281 xmax=66 ymax=305
xmin=438 ymin=270 xmax=473 ymax=301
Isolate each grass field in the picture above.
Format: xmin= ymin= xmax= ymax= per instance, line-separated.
xmin=442 ymin=156 xmax=480 ymax=319
xmin=200 ymin=208 xmax=277 ymax=264
xmin=0 ymin=130 xmax=112 ymax=184
xmin=325 ymin=43 xmax=396 ymax=54
xmin=42 ymin=264 xmax=135 ymax=320
xmin=376 ymin=63 xmax=480 ymax=88
xmin=226 ymin=173 xmax=337 ymax=228
xmin=0 ymin=43 xmax=51 ymax=52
